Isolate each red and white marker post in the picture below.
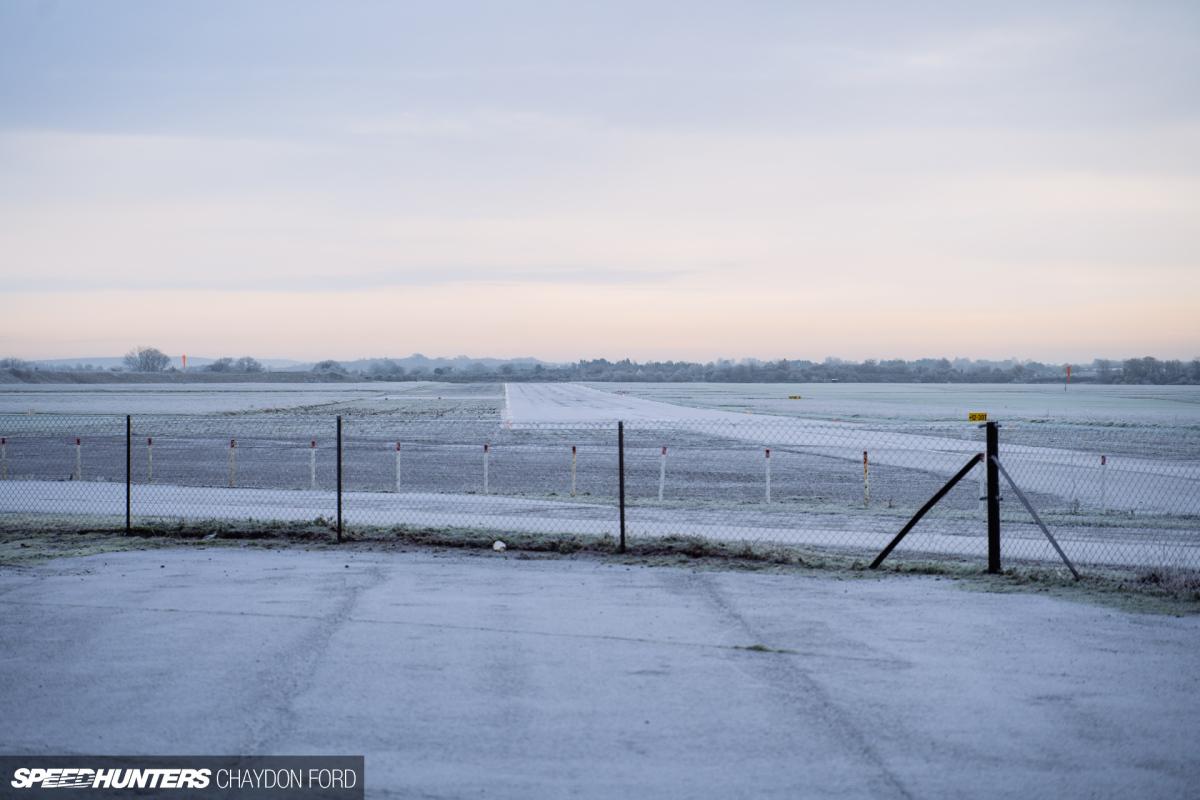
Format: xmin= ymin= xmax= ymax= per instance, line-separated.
xmin=659 ymin=446 xmax=667 ymax=501
xmin=765 ymin=448 xmax=771 ymax=504
xmin=863 ymin=450 xmax=869 ymax=507
xmin=1100 ymin=455 xmax=1107 ymax=513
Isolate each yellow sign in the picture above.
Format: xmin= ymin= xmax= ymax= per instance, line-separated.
xmin=969 ymin=412 xmax=987 ymax=422
xmin=788 ymin=395 xmax=803 ymax=400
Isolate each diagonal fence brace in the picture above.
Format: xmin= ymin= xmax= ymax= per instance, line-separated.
xmin=991 ymin=456 xmax=1080 ymax=581
xmin=870 ymin=454 xmax=984 ymax=570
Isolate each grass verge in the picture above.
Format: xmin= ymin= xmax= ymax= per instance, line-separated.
xmin=1 ymin=518 xmax=1197 ymax=616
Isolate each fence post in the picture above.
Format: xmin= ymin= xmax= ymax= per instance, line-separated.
xmin=230 ymin=440 xmax=236 ymax=488
xmin=125 ymin=416 xmax=131 ymax=533
xmin=395 ymin=442 xmax=401 ymax=492
xmin=336 ymin=416 xmax=343 ymax=542
xmin=571 ymin=445 xmax=577 ymax=497
xmin=659 ymin=446 xmax=667 ymax=501
xmin=1100 ymin=455 xmax=1107 ymax=514
xmin=76 ymin=438 xmax=82 ymax=482
xmin=148 ymin=438 xmax=153 ymax=485
xmin=1 ymin=437 xmax=6 ymax=480
xmin=618 ymin=421 xmax=626 ymax=553
xmin=311 ymin=441 xmax=316 ymax=490
xmin=986 ymin=421 xmax=1000 ymax=573
xmin=765 ymin=449 xmax=771 ymax=503
xmin=483 ymin=444 xmax=489 ymax=495
xmin=862 ymin=450 xmax=869 ymax=507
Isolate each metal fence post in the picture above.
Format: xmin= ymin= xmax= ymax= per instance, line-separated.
xmin=125 ymin=415 xmax=131 ymax=534
xmin=618 ymin=421 xmax=626 ymax=553
xmin=571 ymin=445 xmax=577 ymax=497
xmin=986 ymin=421 xmax=1000 ymax=573
xmin=483 ymin=444 xmax=489 ymax=495
xmin=337 ymin=416 xmax=343 ymax=542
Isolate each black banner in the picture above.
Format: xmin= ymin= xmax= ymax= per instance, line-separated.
xmin=0 ymin=757 xmax=363 ymax=799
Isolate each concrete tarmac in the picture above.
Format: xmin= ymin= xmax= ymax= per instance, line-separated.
xmin=1 ymin=547 xmax=1197 ymax=799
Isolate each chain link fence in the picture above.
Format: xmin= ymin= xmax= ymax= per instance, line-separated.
xmin=1 ymin=413 xmax=1197 ymax=572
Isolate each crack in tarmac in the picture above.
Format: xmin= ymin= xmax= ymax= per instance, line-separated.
xmin=0 ymin=597 xmax=907 ymax=664
xmin=678 ymin=570 xmax=916 ymax=800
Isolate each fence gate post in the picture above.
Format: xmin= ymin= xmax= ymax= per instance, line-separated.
xmin=336 ymin=416 xmax=343 ymax=542
xmin=618 ymin=421 xmax=626 ymax=553
xmin=125 ymin=416 xmax=131 ymax=534
xmin=986 ymin=421 xmax=1000 ymax=573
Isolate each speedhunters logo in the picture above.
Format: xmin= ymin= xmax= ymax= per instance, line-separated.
xmin=0 ymin=758 xmax=362 ymax=799
xmin=11 ymin=768 xmax=211 ymax=789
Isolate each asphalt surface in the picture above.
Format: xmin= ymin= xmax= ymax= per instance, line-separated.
xmin=1 ymin=548 xmax=1197 ymax=799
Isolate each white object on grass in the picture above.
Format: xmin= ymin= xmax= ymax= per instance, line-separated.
xmin=492 ymin=540 xmax=506 ymax=551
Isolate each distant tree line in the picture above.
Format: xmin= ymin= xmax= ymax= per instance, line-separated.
xmin=205 ymin=356 xmax=264 ymax=373
xmin=6 ymin=352 xmax=1199 ymax=384
xmin=347 ymin=356 xmax=1200 ymax=384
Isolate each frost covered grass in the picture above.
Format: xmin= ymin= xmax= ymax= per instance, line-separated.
xmin=591 ymin=383 xmax=1200 ymax=429
xmin=2 ymin=516 xmax=1196 ymax=614
xmin=0 ymin=381 xmax=502 ymax=417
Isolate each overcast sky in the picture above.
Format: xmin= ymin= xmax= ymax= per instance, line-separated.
xmin=2 ymin=0 xmax=1198 ymax=362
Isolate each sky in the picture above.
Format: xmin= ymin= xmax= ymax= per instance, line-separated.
xmin=1 ymin=0 xmax=1198 ymax=364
